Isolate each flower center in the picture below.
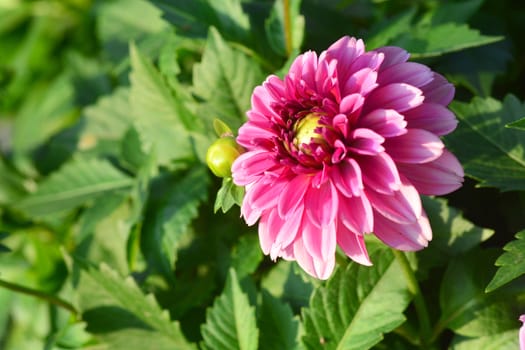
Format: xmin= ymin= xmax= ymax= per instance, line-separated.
xmin=293 ymin=113 xmax=324 ymax=151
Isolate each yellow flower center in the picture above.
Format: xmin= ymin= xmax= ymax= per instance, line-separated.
xmin=293 ymin=113 xmax=323 ymax=150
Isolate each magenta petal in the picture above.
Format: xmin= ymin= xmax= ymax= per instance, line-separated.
xmin=278 ymin=174 xmax=310 ymax=218
xmin=364 ymin=83 xmax=424 ymax=113
xmin=398 ymin=149 xmax=464 ymax=195
xmin=373 ymin=210 xmax=431 ymax=251
xmin=302 ymin=214 xmax=337 ymax=261
xmin=358 ymin=109 xmax=407 ymax=137
xmin=378 ymin=62 xmax=433 ymax=87
xmin=232 ymin=150 xmax=277 ymax=186
xmin=293 ymin=237 xmax=335 ymax=280
xmin=375 ymin=46 xmax=410 ymax=70
xmin=421 ymin=73 xmax=455 ymax=106
xmin=339 ymin=193 xmax=373 ymax=234
xmin=367 ymin=177 xmax=422 ymax=224
xmin=336 ymin=222 xmax=372 ymax=266
xmin=403 ymin=103 xmax=458 ymax=136
xmin=332 ymin=158 xmax=364 ymax=197
xmin=348 ymin=128 xmax=385 ymax=155
xmin=358 ymin=152 xmax=401 ymax=194
xmin=384 ymin=129 xmax=444 ymax=164
xmin=304 ymin=180 xmax=338 ymax=228
xmin=258 ymin=210 xmax=279 ymax=255
xmin=339 ymin=93 xmax=365 ymax=115
xmin=341 ymin=68 xmax=378 ymax=96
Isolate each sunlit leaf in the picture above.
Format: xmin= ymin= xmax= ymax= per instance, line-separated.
xmin=486 ymin=230 xmax=525 ymax=292
xmin=301 ymin=244 xmax=411 ymax=350
xmin=259 ymin=290 xmax=301 ymax=350
xmin=15 ymin=157 xmax=133 ymax=217
xmin=448 ymin=95 xmax=525 ymax=191
xmin=201 ymin=269 xmax=258 ymax=350
xmin=450 ymin=330 xmax=519 ymax=350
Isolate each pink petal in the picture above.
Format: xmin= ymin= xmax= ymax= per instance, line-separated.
xmin=336 ymin=222 xmax=372 ymax=266
xmin=237 ymin=120 xmax=276 ymax=148
xmin=397 ymin=149 xmax=464 ymax=195
xmin=358 ymin=152 xmax=401 ymax=194
xmin=341 ymin=68 xmax=378 ymax=96
xmin=242 ymin=178 xmax=285 ymax=225
xmin=278 ymin=174 xmax=310 ymax=218
xmin=251 ymin=84 xmax=281 ymax=121
xmin=378 ymin=62 xmax=433 ymax=88
xmin=264 ymin=75 xmax=287 ymax=101
xmin=347 ymin=51 xmax=384 ymax=74
xmin=232 ymin=150 xmax=277 ymax=186
xmin=384 ymin=129 xmax=444 ymax=164
xmin=519 ymin=315 xmax=525 ymax=350
xmin=258 ymin=210 xmax=279 ymax=255
xmin=339 ymin=93 xmax=365 ymax=115
xmin=403 ymin=103 xmax=458 ymax=136
xmin=339 ymin=193 xmax=373 ymax=234
xmin=375 ymin=46 xmax=410 ymax=70
xmin=364 ymin=83 xmax=424 ymax=113
xmin=304 ymin=180 xmax=338 ymax=228
xmin=293 ymin=237 xmax=335 ymax=280
xmin=324 ymin=37 xmax=365 ymax=81
xmin=366 ymin=176 xmax=422 ymax=224
xmin=421 ymin=73 xmax=455 ymax=106
xmin=331 ymin=158 xmax=364 ymax=197
xmin=348 ymin=128 xmax=385 ymax=155
xmin=373 ymin=210 xmax=432 ymax=251
xmin=302 ymin=214 xmax=337 ymax=262
xmin=358 ymin=109 xmax=407 ymax=137
xmin=268 ymin=206 xmax=304 ymax=260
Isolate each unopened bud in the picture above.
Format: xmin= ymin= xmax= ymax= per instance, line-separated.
xmin=206 ymin=137 xmax=243 ymax=178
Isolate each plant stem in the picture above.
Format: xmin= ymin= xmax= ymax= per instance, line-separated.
xmin=392 ymin=250 xmax=434 ymax=349
xmin=0 ymin=278 xmax=77 ymax=314
xmin=283 ymin=0 xmax=292 ymax=56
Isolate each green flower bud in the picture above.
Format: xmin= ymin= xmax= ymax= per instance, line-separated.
xmin=206 ymin=137 xmax=243 ymax=178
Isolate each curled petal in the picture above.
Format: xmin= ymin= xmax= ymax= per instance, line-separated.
xmin=397 ymin=149 xmax=464 ymax=195
xmin=358 ymin=109 xmax=407 ymax=137
xmin=384 ymin=129 xmax=444 ymax=164
xmin=403 ymin=103 xmax=458 ymax=136
xmin=358 ymin=152 xmax=401 ymax=194
xmin=232 ymin=150 xmax=277 ymax=186
xmin=373 ymin=209 xmax=432 ymax=251
xmin=331 ymin=158 xmax=364 ymax=197
xmin=364 ymin=83 xmax=424 ymax=113
xmin=339 ymin=193 xmax=373 ymax=234
xmin=348 ymin=128 xmax=385 ymax=155
xmin=278 ymin=174 xmax=310 ymax=218
xmin=293 ymin=237 xmax=335 ymax=280
xmin=336 ymin=222 xmax=372 ymax=266
xmin=304 ymin=180 xmax=338 ymax=228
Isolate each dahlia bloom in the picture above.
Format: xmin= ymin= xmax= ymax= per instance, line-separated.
xmin=232 ymin=36 xmax=464 ymax=279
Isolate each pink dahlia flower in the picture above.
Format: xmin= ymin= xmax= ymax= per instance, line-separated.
xmin=231 ymin=36 xmax=464 ymax=279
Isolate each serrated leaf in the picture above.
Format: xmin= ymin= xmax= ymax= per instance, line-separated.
xmin=301 ymin=246 xmax=411 ymax=350
xmin=417 ymin=196 xmax=494 ymax=272
xmin=439 ymin=248 xmax=524 ymax=337
xmin=15 ymin=157 xmax=133 ymax=217
xmin=447 ymin=95 xmax=525 ymax=191
xmin=506 ymin=117 xmax=525 ymax=130
xmin=450 ymin=330 xmax=519 ymax=350
xmin=393 ymin=22 xmax=503 ymax=58
xmin=72 ymin=259 xmax=195 ymax=350
xmin=193 ymin=27 xmax=265 ymax=132
xmin=129 ymin=43 xmax=196 ymax=165
xmin=259 ymin=290 xmax=300 ymax=350
xmin=152 ymin=0 xmax=250 ymax=43
xmin=214 ymin=177 xmax=244 ymax=213
xmin=201 ymin=269 xmax=258 ymax=350
xmin=486 ymin=230 xmax=525 ymax=292
xmin=141 ymin=166 xmax=209 ymax=278
xmin=265 ymin=0 xmax=304 ymax=57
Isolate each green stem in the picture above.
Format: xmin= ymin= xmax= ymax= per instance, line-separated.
xmin=0 ymin=278 xmax=77 ymax=314
xmin=392 ymin=250 xmax=433 ymax=349
xmin=283 ymin=0 xmax=292 ymax=56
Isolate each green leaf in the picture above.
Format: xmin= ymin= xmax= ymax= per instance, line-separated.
xmin=129 ymin=42 xmax=196 ymax=165
xmin=447 ymin=95 xmax=525 ymax=191
xmin=301 ymin=245 xmax=411 ymax=350
xmin=393 ymin=22 xmax=503 ymax=59
xmin=486 ymin=230 xmax=525 ymax=292
xmin=417 ymin=197 xmax=494 ymax=272
xmin=438 ymin=248 xmax=523 ymax=337
xmin=422 ymin=0 xmax=484 ymax=25
xmin=506 ymin=117 xmax=525 ymax=130
xmin=201 ymin=269 xmax=259 ymax=350
xmin=265 ymin=0 xmax=305 ymax=57
xmin=366 ymin=8 xmax=416 ymax=50
xmin=259 ymin=290 xmax=300 ymax=350
xmin=152 ymin=0 xmax=250 ymax=43
xmin=193 ymin=27 xmax=265 ymax=133
xmin=214 ymin=177 xmax=244 ymax=213
xmin=71 ymin=260 xmax=196 ymax=350
xmin=0 ymin=157 xmax=26 ymax=205
xmin=141 ymin=166 xmax=209 ymax=278
xmin=450 ymin=330 xmax=519 ymax=350
xmin=15 ymin=157 xmax=133 ymax=217
xmin=230 ymin=234 xmax=263 ymax=279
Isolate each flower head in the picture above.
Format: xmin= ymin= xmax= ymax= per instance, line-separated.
xmin=232 ymin=36 xmax=464 ymax=279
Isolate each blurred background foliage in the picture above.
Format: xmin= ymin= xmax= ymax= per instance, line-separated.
xmin=0 ymin=0 xmax=525 ymax=349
